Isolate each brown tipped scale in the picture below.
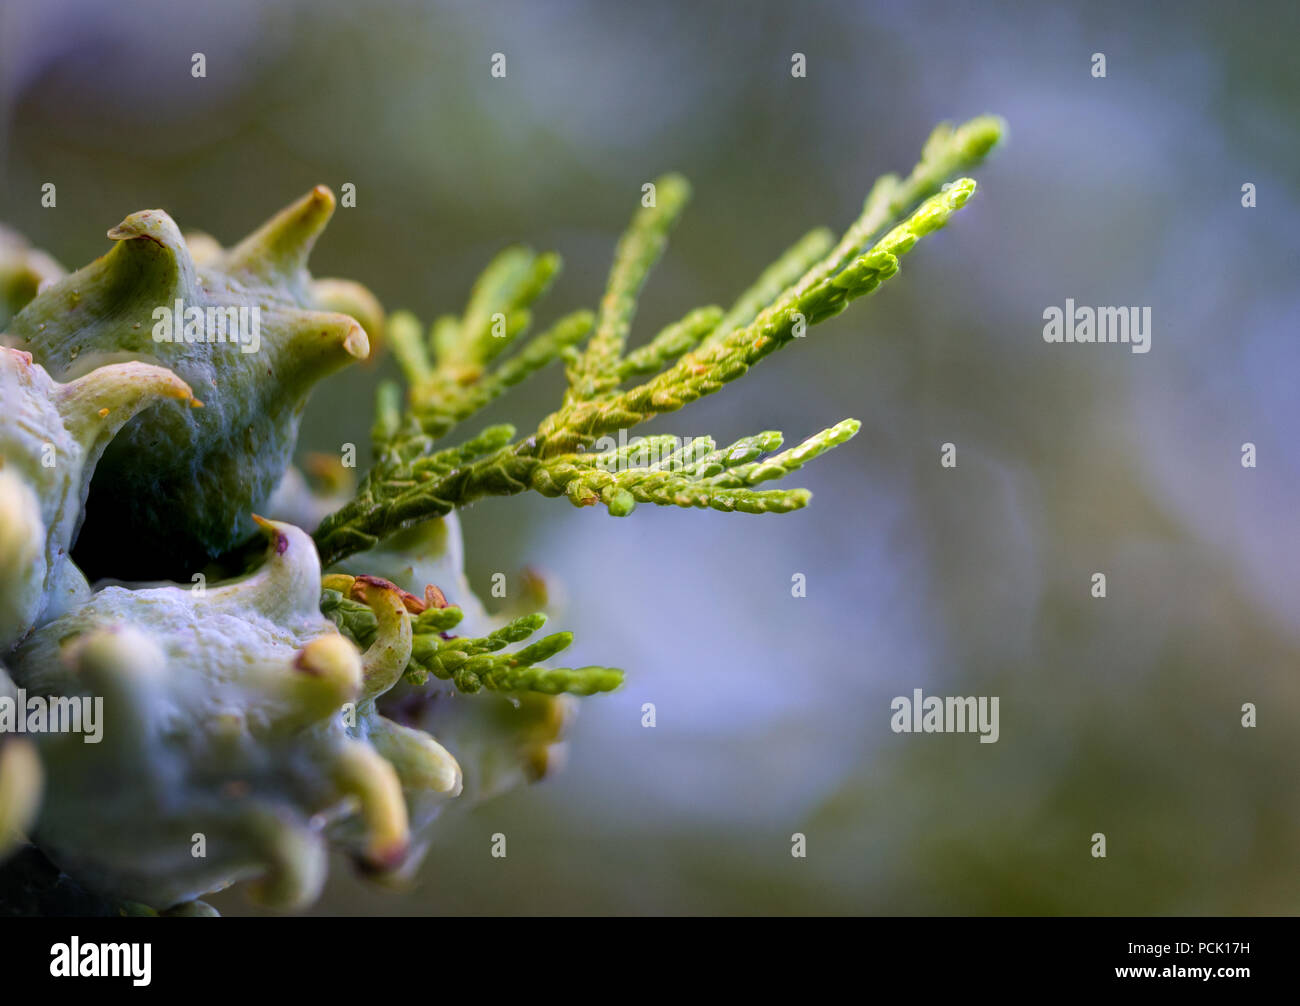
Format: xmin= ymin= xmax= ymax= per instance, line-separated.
xmin=350 ymin=576 xmax=414 ymax=700
xmin=54 ymin=358 xmax=196 ymax=446
xmin=211 ymin=518 xmax=324 ymax=625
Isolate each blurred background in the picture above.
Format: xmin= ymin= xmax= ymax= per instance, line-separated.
xmin=1 ymin=0 xmax=1297 ymax=914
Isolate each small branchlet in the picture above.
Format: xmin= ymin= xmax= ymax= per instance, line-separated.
xmin=320 ymin=584 xmax=621 ymax=696
xmin=533 ymin=418 xmax=862 ymax=516
xmin=565 ymin=173 xmax=691 ymax=400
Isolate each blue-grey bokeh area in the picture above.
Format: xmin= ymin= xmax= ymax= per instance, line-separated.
xmin=2 ymin=0 xmax=1296 ymax=914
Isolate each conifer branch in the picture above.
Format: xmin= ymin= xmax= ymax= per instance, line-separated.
xmin=530 ymin=177 xmax=979 ymax=456
xmin=314 ymin=117 xmax=1004 ymax=567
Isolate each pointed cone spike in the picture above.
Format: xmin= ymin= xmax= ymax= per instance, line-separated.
xmin=221 ymin=186 xmax=336 ymax=285
xmin=0 ymin=739 xmax=43 ymax=859
xmin=101 ymin=208 xmax=196 ymax=294
xmin=310 ymin=277 xmax=386 ymax=352
xmin=242 ymin=812 xmax=328 ymax=911
xmin=264 ymin=310 xmax=370 ymax=397
xmin=293 ymin=635 xmax=363 ymax=703
xmin=62 ymin=627 xmax=166 ymax=765
xmin=208 ymin=518 xmax=322 ymax=622
xmin=330 ymin=741 xmax=410 ymax=871
xmin=55 ymin=361 xmax=194 ymax=449
xmin=264 ymin=634 xmax=363 ymax=730
xmin=370 ymin=717 xmax=463 ymax=796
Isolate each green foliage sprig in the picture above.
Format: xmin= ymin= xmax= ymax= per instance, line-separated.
xmin=321 ymin=587 xmax=621 ymax=695
xmin=313 ymin=116 xmax=1004 ymax=568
